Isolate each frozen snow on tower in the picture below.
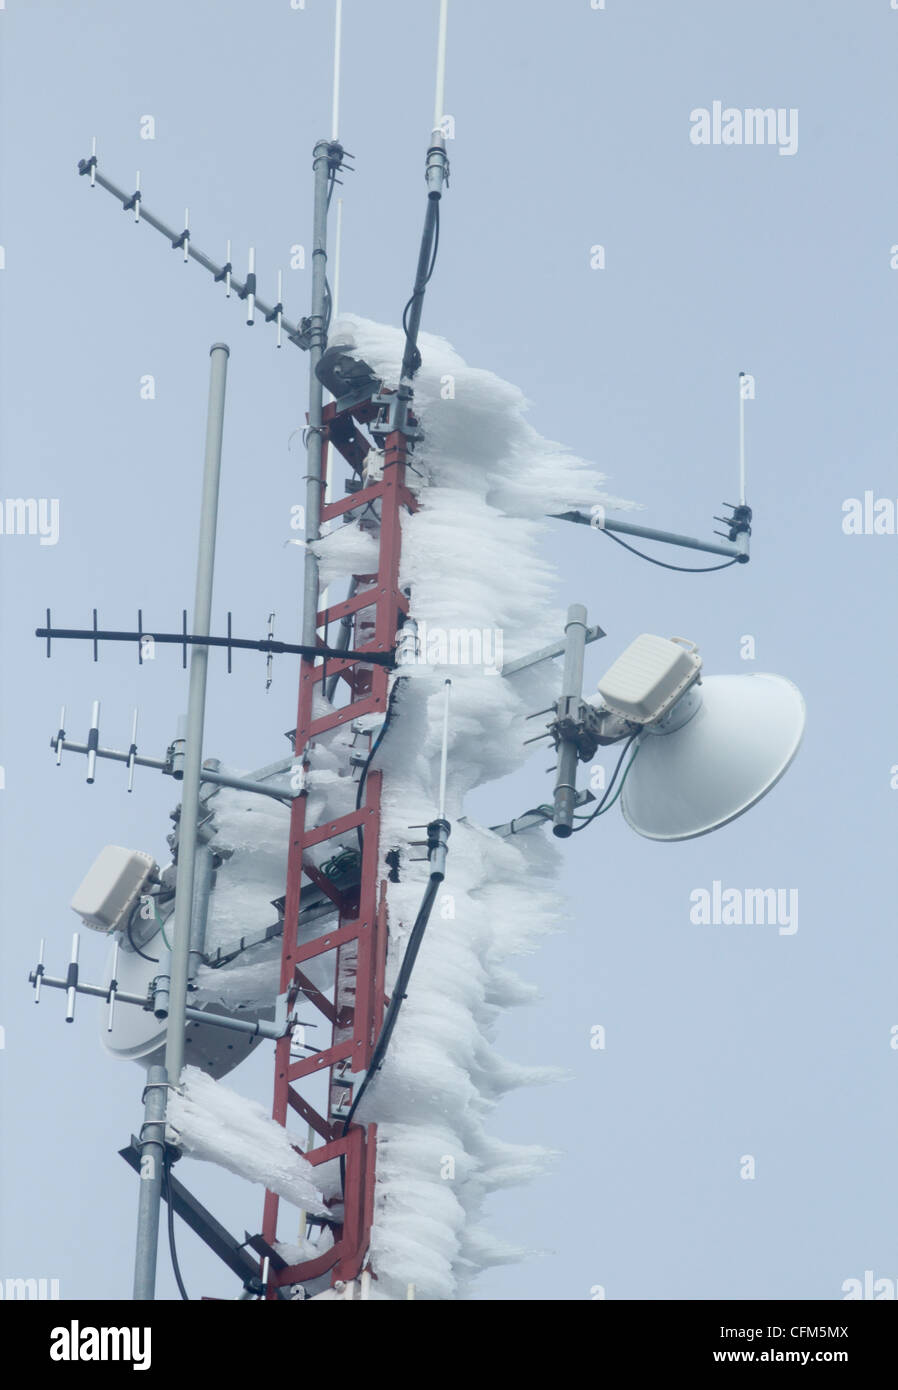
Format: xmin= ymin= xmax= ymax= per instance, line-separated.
xmin=314 ymin=316 xmax=632 ymax=1297
xmin=194 ymin=315 xmax=635 ymax=1298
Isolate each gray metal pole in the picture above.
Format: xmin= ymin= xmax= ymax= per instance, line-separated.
xmin=600 ymin=516 xmax=744 ymax=559
xmin=552 ymin=604 xmax=588 ymax=838
xmin=302 ymin=140 xmax=333 ymax=648
xmin=132 ymin=1065 xmax=168 ymax=1300
xmin=132 ymin=343 xmax=229 ymax=1301
xmin=553 ymin=509 xmax=747 ymax=561
xmin=165 ymin=342 xmax=229 ymax=1083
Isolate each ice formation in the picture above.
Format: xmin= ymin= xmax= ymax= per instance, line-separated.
xmin=167 ymin=1066 xmax=333 ymax=1212
xmin=189 ymin=316 xmax=634 ymax=1298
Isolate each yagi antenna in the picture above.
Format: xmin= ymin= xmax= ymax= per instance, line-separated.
xmin=37 ymin=610 xmax=395 ymax=669
xmin=77 ymin=155 xmax=328 ymax=350
xmin=52 ymin=702 xmax=149 ymax=792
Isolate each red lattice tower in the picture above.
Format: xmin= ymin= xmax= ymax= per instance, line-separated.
xmin=259 ymin=395 xmax=417 ymax=1294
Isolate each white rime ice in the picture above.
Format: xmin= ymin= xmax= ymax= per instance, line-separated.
xmin=167 ymin=1066 xmax=333 ymax=1213
xmin=194 ymin=316 xmax=634 ymax=1298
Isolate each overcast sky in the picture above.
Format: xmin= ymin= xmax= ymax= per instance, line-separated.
xmin=2 ymin=0 xmax=897 ymax=1301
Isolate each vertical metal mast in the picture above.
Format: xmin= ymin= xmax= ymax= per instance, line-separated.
xmin=133 ymin=342 xmax=230 ymax=1300
xmin=166 ymin=343 xmax=230 ymax=1082
xmin=132 ymin=1064 xmax=168 ymax=1301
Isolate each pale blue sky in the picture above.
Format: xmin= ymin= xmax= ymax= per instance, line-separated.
xmin=1 ymin=0 xmax=897 ymax=1300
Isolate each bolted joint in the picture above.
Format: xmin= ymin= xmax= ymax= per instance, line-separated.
xmin=326 ymin=140 xmax=346 ymax=172
xmin=726 ymin=502 xmax=752 ymax=537
xmin=425 ymin=135 xmax=449 ymax=197
xmin=550 ymin=699 xmax=637 ymax=760
xmin=426 ymin=817 xmax=451 ymax=882
xmin=715 ymin=502 xmax=752 ymax=559
xmin=549 ymin=699 xmax=601 ymax=763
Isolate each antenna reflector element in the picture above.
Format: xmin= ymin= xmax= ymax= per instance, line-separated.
xmin=621 ymin=672 xmax=806 ymax=841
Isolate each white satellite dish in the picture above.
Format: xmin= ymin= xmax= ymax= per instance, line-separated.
xmin=101 ymin=934 xmax=269 ymax=1079
xmin=621 ymin=672 xmax=806 ymax=841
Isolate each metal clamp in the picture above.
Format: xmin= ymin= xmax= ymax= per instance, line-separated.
xmin=369 ymin=387 xmax=423 ymax=443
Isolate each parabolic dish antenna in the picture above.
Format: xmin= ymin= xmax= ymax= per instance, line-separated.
xmin=100 ymin=935 xmax=269 ymax=1080
xmin=621 ymin=672 xmax=806 ymax=842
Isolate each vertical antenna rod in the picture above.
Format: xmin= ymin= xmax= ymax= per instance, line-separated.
xmin=738 ymin=371 xmax=747 ymax=507
xmin=433 ymin=0 xmax=450 ymax=133
xmin=400 ymin=0 xmax=450 ymax=381
xmin=331 ymin=0 xmax=343 ymax=142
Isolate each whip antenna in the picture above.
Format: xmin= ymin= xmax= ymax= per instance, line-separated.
xmin=399 ymin=0 xmax=451 ymax=381
xmin=433 ymin=0 xmax=449 ymax=134
xmin=738 ymin=371 xmax=747 ymax=507
xmin=331 ymin=0 xmax=343 ymax=141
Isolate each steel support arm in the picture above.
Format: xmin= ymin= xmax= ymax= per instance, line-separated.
xmin=552 ymin=510 xmax=749 ymax=561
